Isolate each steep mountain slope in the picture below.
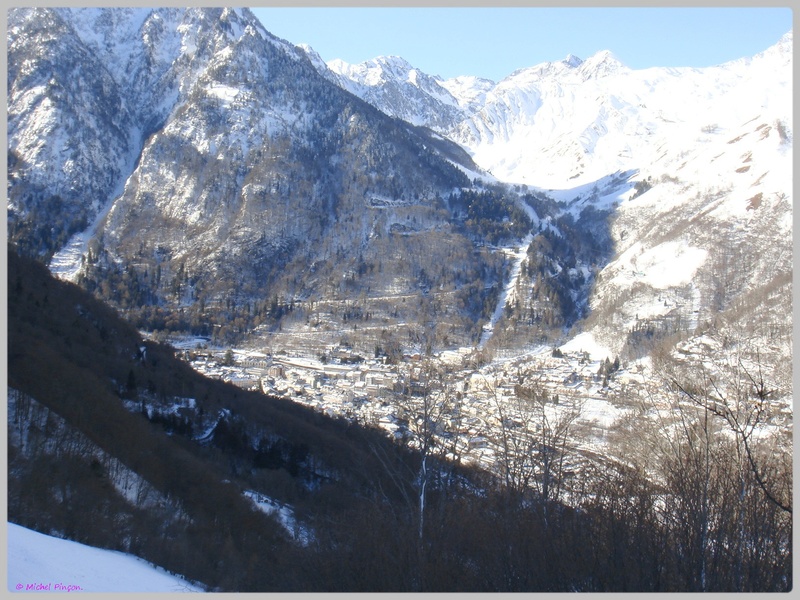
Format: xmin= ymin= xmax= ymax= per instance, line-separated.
xmin=6 ymin=245 xmax=464 ymax=591
xmin=315 ymin=32 xmax=792 ymax=361
xmin=581 ymin=112 xmax=792 ymax=363
xmin=7 ymin=8 xmax=139 ymax=258
xmin=8 ymin=7 xmax=519 ymax=353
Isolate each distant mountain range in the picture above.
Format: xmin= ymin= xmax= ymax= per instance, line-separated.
xmin=309 ymin=31 xmax=792 ymax=187
xmin=7 ymin=7 xmax=793 ymax=362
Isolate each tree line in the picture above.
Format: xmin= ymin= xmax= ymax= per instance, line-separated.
xmin=7 ymin=244 xmax=791 ymax=591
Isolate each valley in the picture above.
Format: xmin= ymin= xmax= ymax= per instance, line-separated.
xmin=6 ymin=7 xmax=793 ymax=593
xmin=165 ymin=308 xmax=792 ymax=491
xmin=168 ymin=335 xmax=639 ymax=471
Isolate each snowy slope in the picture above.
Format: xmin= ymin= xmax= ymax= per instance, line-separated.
xmin=7 ymin=522 xmax=204 ymax=593
xmin=586 ymin=106 xmax=793 ymax=357
xmin=321 ymin=32 xmax=792 ymax=188
xmin=476 ymin=36 xmax=790 ymax=187
xmin=318 ymin=30 xmax=792 ymax=360
xmin=9 ymin=8 xmax=792 ymax=362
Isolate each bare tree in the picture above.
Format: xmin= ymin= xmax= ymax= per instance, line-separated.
xmin=515 ymin=381 xmax=582 ymax=525
xmin=393 ymin=358 xmax=461 ymax=541
xmin=662 ymin=348 xmax=791 ymax=515
xmin=481 ymin=372 xmax=582 ymax=522
xmin=642 ymin=339 xmax=793 ymax=591
xmin=367 ymin=356 xmax=461 ymax=590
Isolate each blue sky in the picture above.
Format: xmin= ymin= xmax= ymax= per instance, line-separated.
xmin=251 ymin=6 xmax=793 ymax=81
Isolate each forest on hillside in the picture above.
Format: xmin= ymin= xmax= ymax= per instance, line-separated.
xmin=6 ymin=246 xmax=792 ymax=592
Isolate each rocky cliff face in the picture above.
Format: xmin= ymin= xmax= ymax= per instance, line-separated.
xmin=7 ymin=8 xmax=792 ymax=363
xmin=8 ymin=8 xmax=139 ymax=257
xmin=9 ymin=7 xmax=517 ymax=352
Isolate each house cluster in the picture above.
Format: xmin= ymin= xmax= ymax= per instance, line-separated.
xmin=172 ymin=331 xmax=790 ymax=482
xmin=179 ymin=338 xmax=661 ymax=473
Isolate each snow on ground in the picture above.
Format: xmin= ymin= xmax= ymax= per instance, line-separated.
xmin=48 ymin=135 xmax=141 ymax=283
xmin=47 ymin=235 xmax=89 ymax=282
xmin=579 ymin=396 xmax=626 ymax=430
xmin=7 ymin=522 xmax=204 ymax=593
xmin=243 ymin=491 xmax=311 ymax=546
xmin=160 ymin=334 xmax=214 ymax=350
xmin=479 ymin=234 xmax=534 ymax=349
xmin=558 ymin=332 xmax=613 ymax=362
xmin=611 ymin=240 xmax=707 ymax=291
xmin=206 ymin=82 xmax=240 ymax=104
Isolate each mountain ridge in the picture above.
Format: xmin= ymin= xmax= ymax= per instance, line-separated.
xmin=315 ymin=31 xmax=791 ymax=186
xmin=7 ymin=8 xmax=793 ymax=365
xmin=307 ymin=27 xmax=792 ymax=361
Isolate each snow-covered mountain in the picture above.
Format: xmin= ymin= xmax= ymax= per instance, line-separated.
xmin=8 ymin=6 xmax=478 ymax=262
xmin=9 ymin=7 xmax=509 ymax=353
xmin=319 ymin=33 xmax=792 ymax=187
xmin=310 ymin=32 xmax=793 ymax=360
xmin=305 ymin=46 xmax=467 ymax=132
xmin=7 ymin=7 xmax=792 ymax=365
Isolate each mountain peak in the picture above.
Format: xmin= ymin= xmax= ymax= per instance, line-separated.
xmin=504 ymin=52 xmax=600 ymax=83
xmin=579 ymin=49 xmax=627 ymax=79
xmin=374 ymin=54 xmax=414 ymax=69
xmin=327 ymin=54 xmax=448 ymax=95
xmin=297 ymin=42 xmax=330 ymax=72
xmin=332 ymin=54 xmax=420 ymax=82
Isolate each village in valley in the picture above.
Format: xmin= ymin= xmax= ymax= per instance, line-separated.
xmin=162 ymin=334 xmax=656 ymax=474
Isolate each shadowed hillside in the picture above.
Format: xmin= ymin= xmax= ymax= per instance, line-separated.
xmin=7 ymin=243 xmax=791 ymax=592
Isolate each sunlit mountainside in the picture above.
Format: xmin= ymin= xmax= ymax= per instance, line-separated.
xmin=6 ymin=7 xmax=792 ymax=593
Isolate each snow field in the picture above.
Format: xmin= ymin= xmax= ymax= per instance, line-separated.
xmin=7 ymin=522 xmax=204 ymax=593
xmin=606 ymin=240 xmax=707 ymax=292
xmin=558 ymin=332 xmax=613 ymax=363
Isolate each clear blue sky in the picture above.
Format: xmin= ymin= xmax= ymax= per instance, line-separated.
xmin=251 ymin=6 xmax=793 ymax=81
